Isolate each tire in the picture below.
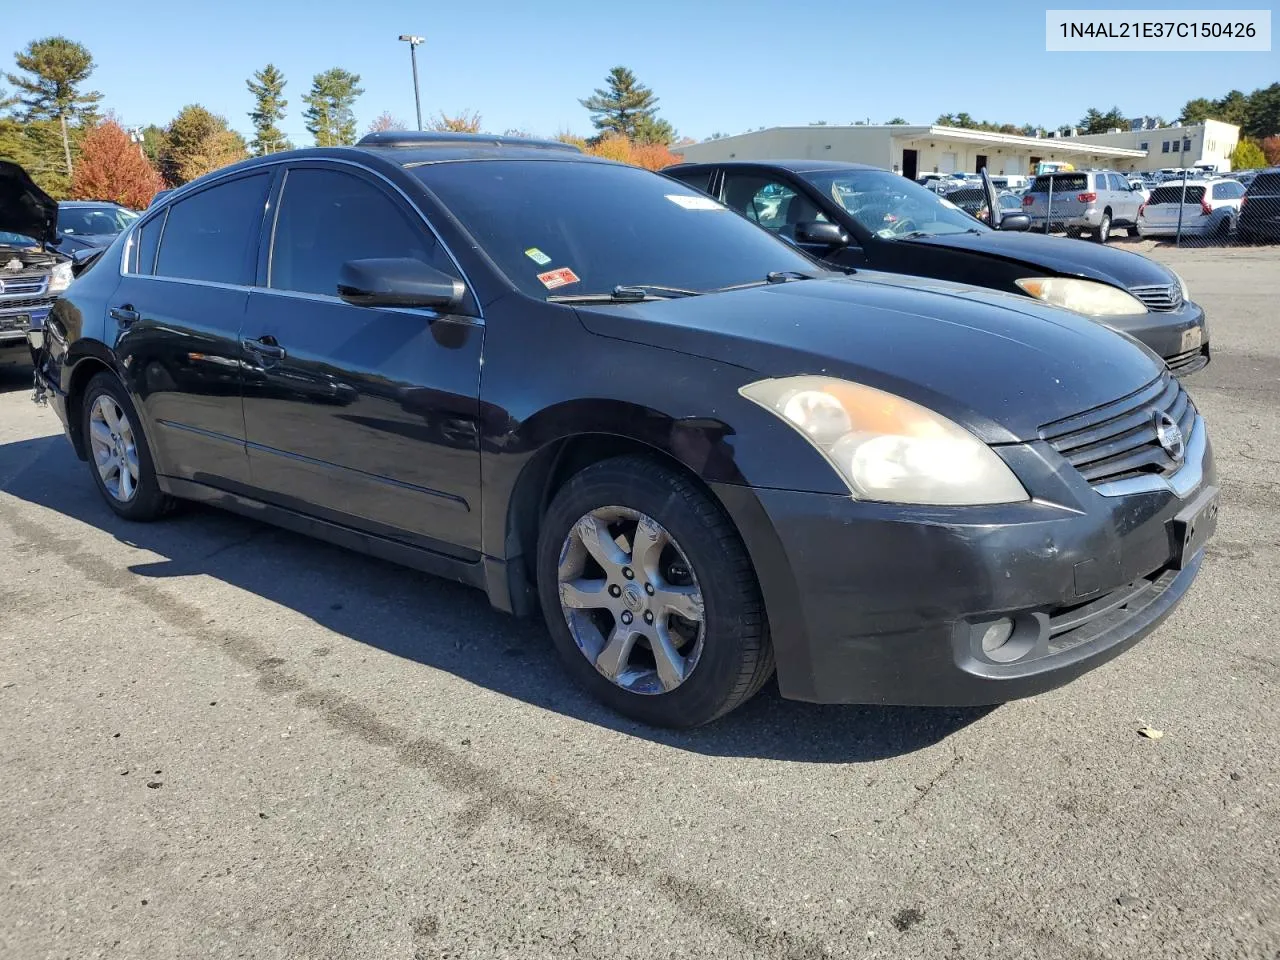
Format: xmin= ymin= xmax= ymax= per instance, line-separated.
xmin=536 ymin=455 xmax=773 ymax=727
xmin=1216 ymin=216 xmax=1232 ymax=242
xmin=1094 ymin=212 xmax=1112 ymax=243
xmin=81 ymin=371 xmax=172 ymax=521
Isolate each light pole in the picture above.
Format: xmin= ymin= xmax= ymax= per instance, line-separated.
xmin=398 ymin=35 xmax=424 ymax=131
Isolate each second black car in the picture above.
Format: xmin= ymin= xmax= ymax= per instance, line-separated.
xmin=666 ymin=160 xmax=1210 ymax=375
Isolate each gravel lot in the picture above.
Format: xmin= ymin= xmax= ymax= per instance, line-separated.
xmin=2 ymin=245 xmax=1278 ymax=960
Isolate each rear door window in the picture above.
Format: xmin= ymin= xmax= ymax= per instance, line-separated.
xmin=667 ymin=168 xmax=715 ymax=195
xmin=1213 ymin=181 xmax=1244 ymax=200
xmin=154 ymin=173 xmax=272 ymax=285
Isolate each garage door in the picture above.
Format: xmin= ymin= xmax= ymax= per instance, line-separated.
xmin=938 ymin=152 xmax=957 ymax=174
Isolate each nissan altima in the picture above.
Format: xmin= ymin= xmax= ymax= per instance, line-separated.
xmin=31 ymin=133 xmax=1218 ymax=727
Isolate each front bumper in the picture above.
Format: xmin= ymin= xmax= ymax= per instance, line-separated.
xmin=1 ymin=305 xmax=48 ymax=367
xmin=1094 ymin=298 xmax=1209 ymax=372
xmin=713 ymin=421 xmax=1216 ymax=706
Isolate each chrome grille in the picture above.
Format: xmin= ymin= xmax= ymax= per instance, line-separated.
xmin=1040 ymin=372 xmax=1196 ymax=486
xmin=1165 ymin=346 xmax=1209 ymax=375
xmin=1128 ymin=283 xmax=1183 ymax=312
xmin=0 ymin=276 xmax=49 ymax=297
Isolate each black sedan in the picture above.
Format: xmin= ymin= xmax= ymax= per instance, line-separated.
xmin=32 ymin=133 xmax=1217 ymax=726
xmin=666 ymin=160 xmax=1211 ymax=376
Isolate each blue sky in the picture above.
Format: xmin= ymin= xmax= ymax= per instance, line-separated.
xmin=10 ymin=1 xmax=1278 ymax=144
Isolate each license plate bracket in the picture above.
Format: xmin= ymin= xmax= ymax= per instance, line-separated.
xmin=1172 ymin=485 xmax=1219 ymax=569
xmin=1180 ymin=325 xmax=1203 ymax=353
xmin=0 ymin=313 xmax=31 ymax=333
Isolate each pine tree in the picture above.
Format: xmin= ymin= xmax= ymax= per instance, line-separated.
xmin=247 ymin=64 xmax=290 ymax=155
xmin=6 ymin=37 xmax=103 ymax=178
xmin=579 ymin=67 xmax=661 ymax=141
xmin=303 ymin=68 xmax=364 ymax=147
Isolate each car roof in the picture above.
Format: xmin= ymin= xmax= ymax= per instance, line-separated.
xmin=667 ymin=159 xmax=885 ymax=175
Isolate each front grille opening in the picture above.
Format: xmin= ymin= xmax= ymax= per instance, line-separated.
xmin=1040 ymin=373 xmax=1196 ymax=486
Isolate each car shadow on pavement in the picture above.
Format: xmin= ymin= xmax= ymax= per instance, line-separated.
xmin=0 ymin=432 xmax=992 ymax=763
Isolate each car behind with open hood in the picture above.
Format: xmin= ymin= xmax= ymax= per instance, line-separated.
xmin=0 ymin=161 xmax=72 ymax=369
xmin=32 ymin=135 xmax=1217 ymax=726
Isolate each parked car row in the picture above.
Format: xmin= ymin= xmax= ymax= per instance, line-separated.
xmin=20 ymin=134 xmax=1221 ymax=727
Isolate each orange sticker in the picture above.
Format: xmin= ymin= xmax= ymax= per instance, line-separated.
xmin=537 ymin=267 xmax=580 ymax=290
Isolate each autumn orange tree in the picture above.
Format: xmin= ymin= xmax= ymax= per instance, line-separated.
xmin=70 ymin=118 xmax=164 ymax=209
xmin=1263 ymin=135 xmax=1280 ymax=167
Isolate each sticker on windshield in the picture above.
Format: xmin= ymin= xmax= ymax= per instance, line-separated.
xmin=666 ymin=194 xmax=724 ymax=211
xmin=537 ymin=267 xmax=580 ymax=290
xmin=524 ymin=247 xmax=552 ymax=265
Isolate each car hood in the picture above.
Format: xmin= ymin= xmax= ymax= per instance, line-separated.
xmin=900 ymin=229 xmax=1177 ymax=288
xmin=574 ymin=273 xmax=1162 ymax=445
xmin=0 ymin=161 xmax=57 ymax=246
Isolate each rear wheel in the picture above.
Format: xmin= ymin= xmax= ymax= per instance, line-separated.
xmin=1094 ymin=212 xmax=1112 ymax=243
xmin=536 ymin=456 xmax=773 ymax=727
xmin=81 ymin=372 xmax=172 ymax=521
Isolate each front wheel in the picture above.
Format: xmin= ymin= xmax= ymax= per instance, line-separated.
xmin=81 ymin=372 xmax=172 ymax=521
xmin=536 ymin=456 xmax=773 ymax=727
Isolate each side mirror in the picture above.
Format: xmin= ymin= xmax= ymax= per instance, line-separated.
xmin=999 ymin=213 xmax=1032 ymax=232
xmin=338 ymin=258 xmax=465 ymax=310
xmin=795 ymin=221 xmax=849 ymax=246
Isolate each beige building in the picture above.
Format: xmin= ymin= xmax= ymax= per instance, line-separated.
xmin=674 ymin=124 xmax=1146 ymax=179
xmin=1062 ymin=119 xmax=1240 ymax=173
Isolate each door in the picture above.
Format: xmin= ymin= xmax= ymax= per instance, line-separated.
xmin=241 ymin=164 xmax=484 ymax=556
xmin=901 ymin=149 xmax=918 ymax=181
xmin=975 ymin=154 xmax=988 ymax=174
xmin=114 ymin=171 xmax=273 ymax=489
xmin=939 ymin=152 xmax=958 ymax=174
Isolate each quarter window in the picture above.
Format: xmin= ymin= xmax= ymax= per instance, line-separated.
xmin=131 ymin=212 xmax=164 ymax=275
xmin=154 ymin=174 xmax=271 ymax=285
xmin=269 ymin=167 xmax=454 ymax=297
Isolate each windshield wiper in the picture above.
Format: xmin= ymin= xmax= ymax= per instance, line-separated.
xmin=547 ymin=283 xmax=702 ymax=304
xmin=714 ymin=270 xmax=823 ymax=292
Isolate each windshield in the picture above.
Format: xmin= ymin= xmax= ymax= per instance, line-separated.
xmin=415 ymin=160 xmax=819 ymax=299
xmin=800 ymin=169 xmax=986 ymax=238
xmin=0 ymin=231 xmax=40 ymax=248
xmin=57 ymin=205 xmax=138 ymax=237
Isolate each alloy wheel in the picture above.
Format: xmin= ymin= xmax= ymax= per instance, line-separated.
xmin=88 ymin=394 xmax=140 ymax=502
xmin=556 ymin=506 xmax=706 ymax=695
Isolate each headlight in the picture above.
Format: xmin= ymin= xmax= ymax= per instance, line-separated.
xmin=48 ymin=261 xmax=73 ymax=294
xmin=1172 ymin=271 xmax=1189 ymax=302
xmin=739 ymin=376 xmax=1028 ymax=506
xmin=1015 ymin=277 xmax=1146 ymax=316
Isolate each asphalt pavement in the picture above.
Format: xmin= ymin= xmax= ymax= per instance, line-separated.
xmin=2 ymin=244 xmax=1278 ymax=959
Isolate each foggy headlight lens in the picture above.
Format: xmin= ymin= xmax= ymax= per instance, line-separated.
xmin=1173 ymin=271 xmax=1189 ymax=303
xmin=48 ymin=261 xmax=73 ymax=294
xmin=1016 ymin=277 xmax=1147 ymax=316
xmin=740 ymin=377 xmax=1028 ymax=506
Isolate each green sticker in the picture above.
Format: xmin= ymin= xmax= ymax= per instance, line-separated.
xmin=524 ymin=247 xmax=552 ymax=266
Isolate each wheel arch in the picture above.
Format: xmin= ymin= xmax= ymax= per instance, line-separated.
xmin=63 ymin=348 xmax=118 ymax=461
xmin=496 ymin=431 xmax=738 ymax=617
